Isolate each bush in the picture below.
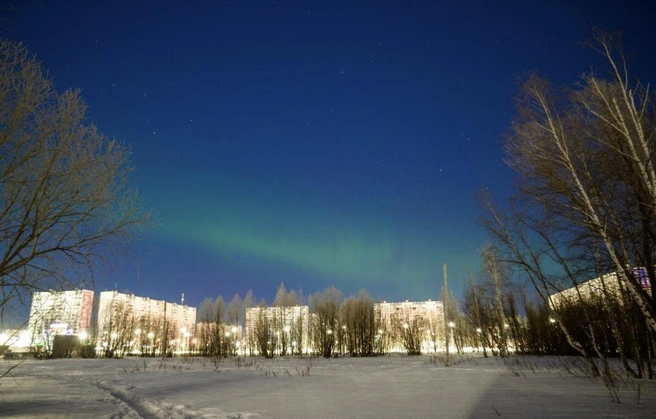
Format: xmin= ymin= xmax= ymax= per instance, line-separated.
xmin=79 ymin=344 xmax=96 ymax=358
xmin=52 ymin=335 xmax=80 ymax=358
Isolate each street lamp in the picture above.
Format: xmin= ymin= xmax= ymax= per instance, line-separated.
xmin=476 ymin=328 xmax=482 ymax=352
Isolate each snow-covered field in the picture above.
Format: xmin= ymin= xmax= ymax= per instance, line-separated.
xmin=1 ymin=354 xmax=654 ymax=418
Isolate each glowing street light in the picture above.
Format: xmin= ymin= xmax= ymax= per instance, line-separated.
xmin=549 ymin=318 xmax=557 ymax=324
xmin=448 ymin=322 xmax=455 ymax=328
xmin=78 ymin=331 xmax=88 ymax=341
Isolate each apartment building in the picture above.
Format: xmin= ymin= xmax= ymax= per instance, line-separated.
xmin=27 ymin=289 xmax=94 ymax=345
xmin=549 ymin=268 xmax=652 ymax=310
xmin=96 ymin=291 xmax=197 ymax=348
xmin=375 ymin=299 xmax=445 ymax=352
xmin=375 ymin=299 xmax=444 ymax=329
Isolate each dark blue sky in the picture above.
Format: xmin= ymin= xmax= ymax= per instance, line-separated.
xmin=5 ymin=1 xmax=655 ymax=307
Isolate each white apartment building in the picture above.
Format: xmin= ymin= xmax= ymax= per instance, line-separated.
xmin=549 ymin=268 xmax=652 ymax=310
xmin=375 ymin=299 xmax=445 ymax=352
xmin=96 ymin=291 xmax=196 ymax=347
xmin=28 ymin=289 xmax=94 ymax=345
xmin=375 ymin=299 xmax=444 ymax=328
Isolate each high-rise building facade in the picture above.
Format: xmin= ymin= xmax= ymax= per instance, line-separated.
xmin=375 ymin=299 xmax=444 ymax=328
xmin=27 ymin=289 xmax=94 ymax=345
xmin=375 ymin=299 xmax=445 ymax=352
xmin=549 ymin=268 xmax=652 ymax=310
xmin=96 ymin=291 xmax=196 ymax=344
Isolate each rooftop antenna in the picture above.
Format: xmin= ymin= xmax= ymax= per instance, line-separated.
xmin=181 ymin=293 xmax=185 ymax=305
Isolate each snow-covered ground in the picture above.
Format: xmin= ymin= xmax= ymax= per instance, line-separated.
xmin=1 ymin=354 xmax=655 ymax=418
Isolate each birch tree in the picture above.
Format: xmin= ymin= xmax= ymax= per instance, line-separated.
xmin=480 ymin=31 xmax=656 ymax=377
xmin=481 ymin=244 xmax=510 ymax=357
xmin=501 ymin=31 xmax=656 ymax=332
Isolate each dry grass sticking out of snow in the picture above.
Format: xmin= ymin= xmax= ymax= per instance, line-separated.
xmin=1 ymin=354 xmax=655 ymax=418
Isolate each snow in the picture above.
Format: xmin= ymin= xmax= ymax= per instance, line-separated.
xmin=1 ymin=354 xmax=655 ymax=418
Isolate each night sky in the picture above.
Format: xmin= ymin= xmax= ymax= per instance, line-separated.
xmin=5 ymin=1 xmax=655 ymax=308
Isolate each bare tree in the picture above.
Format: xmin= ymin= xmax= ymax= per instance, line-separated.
xmin=252 ymin=299 xmax=274 ymax=358
xmin=341 ymin=290 xmax=379 ymax=357
xmin=273 ymin=283 xmax=299 ymax=356
xmin=0 ymin=40 xmax=150 ymax=321
xmin=226 ymin=294 xmax=242 ymax=326
xmin=394 ymin=317 xmax=424 ymax=356
xmin=242 ymin=290 xmax=255 ymax=355
xmin=502 ymin=31 xmax=656 ymax=332
xmin=310 ymin=286 xmax=342 ymax=358
xmin=481 ymin=244 xmax=511 ymax=357
xmin=462 ymin=273 xmax=490 ymax=356
xmin=196 ymin=297 xmax=215 ymax=356
xmin=214 ymin=296 xmax=227 ymax=357
xmin=242 ymin=289 xmax=254 ymax=323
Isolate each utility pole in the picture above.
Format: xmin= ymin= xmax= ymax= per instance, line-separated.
xmin=162 ymin=301 xmax=168 ymax=359
xmin=443 ymin=262 xmax=450 ymax=366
